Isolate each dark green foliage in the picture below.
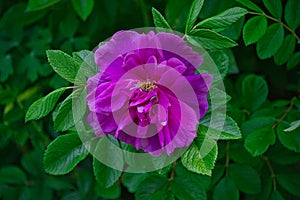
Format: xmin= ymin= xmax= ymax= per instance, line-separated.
xmin=1 ymin=0 xmax=300 ymax=199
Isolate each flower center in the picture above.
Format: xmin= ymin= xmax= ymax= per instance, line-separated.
xmin=137 ymin=80 xmax=157 ymax=92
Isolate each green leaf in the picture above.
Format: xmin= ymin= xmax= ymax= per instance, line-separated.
xmin=151 ymin=7 xmax=172 ymax=30
xmin=269 ymin=190 xmax=285 ymax=200
xmin=208 ymin=87 xmax=231 ymax=110
xmin=213 ymin=176 xmax=239 ymax=200
xmin=93 ymin=138 xmax=122 ymax=188
xmin=241 ymin=74 xmax=268 ymax=111
xmin=241 ymin=117 xmax=276 ymax=137
xmin=44 ymin=133 xmax=89 ymax=175
xmin=195 ymin=7 xmax=248 ymax=30
xmin=274 ymin=34 xmax=296 ymax=65
xmin=228 ymin=164 xmax=261 ymax=194
xmin=284 ymin=120 xmax=300 ymax=132
xmin=208 ymin=50 xmax=229 ymax=79
xmin=285 ymin=0 xmax=300 ymax=30
xmin=244 ymin=126 xmax=276 ymax=156
xmin=198 ymin=113 xmax=241 ymax=140
xmin=26 ymin=0 xmax=61 ymax=11
xmin=54 ymin=89 xmax=86 ymax=132
xmin=174 ymin=163 xmax=211 ymax=189
xmin=25 ymin=87 xmax=67 ymax=122
xmin=0 ymin=54 xmax=13 ymax=82
xmin=230 ymin=141 xmax=260 ymax=165
xmin=181 ymin=134 xmax=217 ymax=176
xmin=188 ymin=29 xmax=238 ymax=49
xmin=243 ymin=16 xmax=267 ymax=46
xmin=135 ymin=176 xmax=169 ymax=200
xmin=277 ymin=122 xmax=300 ymax=153
xmin=21 ymin=151 xmax=43 ymax=177
xmin=47 ymin=177 xmax=73 ymax=191
xmin=72 ymin=50 xmax=98 ymax=78
xmin=262 ymin=0 xmax=282 ymax=18
xmin=96 ymin=183 xmax=121 ymax=199
xmin=122 ymin=173 xmax=149 ymax=193
xmin=53 ymin=94 xmax=74 ymax=132
xmin=165 ymin=0 xmax=191 ymax=31
xmin=234 ymin=0 xmax=263 ymax=13
xmin=71 ymin=0 xmax=94 ymax=21
xmin=0 ymin=166 xmax=26 ymax=184
xmin=287 ymin=52 xmax=300 ymax=70
xmin=185 ymin=0 xmax=204 ymax=33
xmin=256 ymin=23 xmax=284 ymax=59
xmin=46 ymin=50 xmax=80 ymax=83
xmin=171 ymin=178 xmax=206 ymax=200
xmin=277 ymin=174 xmax=300 ymax=197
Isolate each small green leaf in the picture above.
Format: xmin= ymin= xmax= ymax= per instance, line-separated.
xmin=72 ymin=50 xmax=98 ymax=78
xmin=46 ymin=50 xmax=80 ymax=83
xmin=47 ymin=177 xmax=73 ymax=191
xmin=262 ymin=0 xmax=282 ymax=18
xmin=54 ymin=89 xmax=86 ymax=132
xmin=0 ymin=54 xmax=13 ymax=82
xmin=235 ymin=0 xmax=263 ymax=13
xmin=243 ymin=16 xmax=267 ymax=46
xmin=188 ymin=29 xmax=238 ymax=49
xmin=274 ymin=34 xmax=296 ymax=65
xmin=244 ymin=126 xmax=275 ymax=156
xmin=213 ymin=176 xmax=239 ymax=200
xmin=277 ymin=174 xmax=300 ymax=197
xmin=171 ymin=178 xmax=206 ymax=200
xmin=195 ymin=7 xmax=248 ymax=30
xmin=71 ymin=0 xmax=94 ymax=21
xmin=277 ymin=122 xmax=300 ymax=153
xmin=208 ymin=50 xmax=229 ymax=79
xmin=122 ymin=173 xmax=149 ymax=193
xmin=96 ymin=183 xmax=121 ymax=199
xmin=228 ymin=164 xmax=261 ymax=194
xmin=53 ymin=95 xmax=74 ymax=132
xmin=198 ymin=113 xmax=241 ymax=140
xmin=174 ymin=163 xmax=211 ymax=189
xmin=151 ymin=7 xmax=172 ymax=30
xmin=93 ymin=138 xmax=122 ymax=188
xmin=21 ymin=151 xmax=43 ymax=177
xmin=135 ymin=176 xmax=170 ymax=200
xmin=26 ymin=0 xmax=61 ymax=11
xmin=181 ymin=134 xmax=217 ymax=176
xmin=208 ymin=87 xmax=231 ymax=111
xmin=185 ymin=0 xmax=204 ymax=33
xmin=284 ymin=120 xmax=300 ymax=132
xmin=241 ymin=117 xmax=276 ymax=137
xmin=242 ymin=74 xmax=268 ymax=111
xmin=269 ymin=190 xmax=285 ymax=200
xmin=44 ymin=133 xmax=89 ymax=175
xmin=0 ymin=166 xmax=26 ymax=184
xmin=256 ymin=23 xmax=284 ymax=59
xmin=287 ymin=52 xmax=300 ymax=70
xmin=285 ymin=0 xmax=300 ymax=30
xmin=25 ymin=87 xmax=67 ymax=122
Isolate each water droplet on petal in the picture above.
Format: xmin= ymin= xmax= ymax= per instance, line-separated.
xmin=161 ymin=121 xmax=167 ymax=126
xmin=137 ymin=106 xmax=144 ymax=113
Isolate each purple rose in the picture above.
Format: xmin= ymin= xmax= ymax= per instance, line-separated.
xmin=86 ymin=30 xmax=212 ymax=156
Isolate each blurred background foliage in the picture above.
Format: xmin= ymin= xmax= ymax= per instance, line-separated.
xmin=0 ymin=0 xmax=299 ymax=199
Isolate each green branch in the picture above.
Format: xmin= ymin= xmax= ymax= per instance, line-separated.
xmin=248 ymin=11 xmax=300 ymax=41
xmin=262 ymin=156 xmax=276 ymax=190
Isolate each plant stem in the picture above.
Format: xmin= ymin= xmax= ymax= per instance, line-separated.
xmin=168 ymin=161 xmax=177 ymax=181
xmin=272 ymin=99 xmax=294 ymax=129
xmin=262 ymin=156 xmax=277 ymax=190
xmin=225 ymin=141 xmax=230 ymax=176
xmin=248 ymin=11 xmax=300 ymax=41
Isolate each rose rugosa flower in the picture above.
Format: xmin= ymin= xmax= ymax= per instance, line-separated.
xmin=86 ymin=31 xmax=212 ymax=156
